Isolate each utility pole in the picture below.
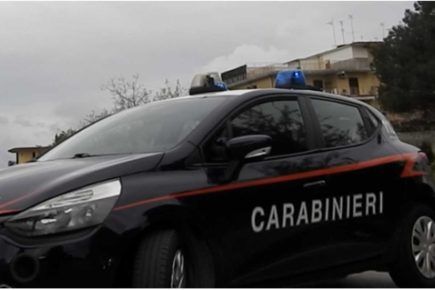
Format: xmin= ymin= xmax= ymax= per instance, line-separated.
xmin=339 ymin=20 xmax=345 ymax=44
xmin=326 ymin=19 xmax=337 ymax=47
xmin=349 ymin=14 xmax=355 ymax=43
xmin=380 ymin=22 xmax=385 ymax=39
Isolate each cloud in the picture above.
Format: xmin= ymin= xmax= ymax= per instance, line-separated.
xmin=0 ymin=115 xmax=8 ymax=124
xmin=14 ymin=118 xmax=33 ymax=127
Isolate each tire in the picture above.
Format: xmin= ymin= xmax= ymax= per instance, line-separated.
xmin=132 ymin=229 xmax=187 ymax=288
xmin=389 ymin=204 xmax=435 ymax=287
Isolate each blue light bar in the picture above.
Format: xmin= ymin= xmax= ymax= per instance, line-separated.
xmin=214 ymin=81 xmax=228 ymax=90
xmin=274 ymin=70 xmax=306 ymax=89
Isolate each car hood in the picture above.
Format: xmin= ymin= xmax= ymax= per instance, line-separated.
xmin=0 ymin=153 xmax=163 ymax=214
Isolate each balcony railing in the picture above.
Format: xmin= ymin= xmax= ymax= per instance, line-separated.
xmin=330 ymin=58 xmax=372 ymax=71
xmin=289 ymin=58 xmax=373 ymax=72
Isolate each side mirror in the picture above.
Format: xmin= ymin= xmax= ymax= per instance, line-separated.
xmin=226 ymin=135 xmax=272 ymax=161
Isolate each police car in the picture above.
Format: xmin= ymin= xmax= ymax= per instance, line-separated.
xmin=0 ymin=71 xmax=434 ymax=287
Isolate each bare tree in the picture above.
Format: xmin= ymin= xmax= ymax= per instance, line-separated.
xmin=53 ymin=128 xmax=77 ymax=146
xmin=52 ymin=76 xmax=186 ymax=147
xmin=153 ymin=79 xmax=186 ymax=101
xmin=82 ymin=109 xmax=111 ymax=127
xmin=102 ymin=74 xmax=152 ymax=112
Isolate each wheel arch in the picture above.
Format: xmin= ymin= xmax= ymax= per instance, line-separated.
xmin=407 ymin=181 xmax=435 ymax=209
xmin=116 ymin=204 xmax=217 ymax=287
xmin=384 ymin=180 xmax=435 ymax=267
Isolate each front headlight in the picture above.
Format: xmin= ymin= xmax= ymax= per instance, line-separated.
xmin=5 ymin=179 xmax=121 ymax=237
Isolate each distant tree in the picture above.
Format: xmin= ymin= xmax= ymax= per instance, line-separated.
xmin=81 ymin=109 xmax=111 ymax=127
xmin=51 ymin=110 xmax=110 ymax=148
xmin=102 ymin=74 xmax=152 ymax=112
xmin=373 ymin=2 xmax=435 ymax=113
xmin=53 ymin=128 xmax=76 ymax=146
xmin=51 ymin=76 xmax=186 ymax=147
xmin=153 ymin=79 xmax=186 ymax=101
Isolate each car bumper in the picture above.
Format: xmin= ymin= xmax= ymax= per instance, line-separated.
xmin=0 ymin=226 xmax=126 ymax=287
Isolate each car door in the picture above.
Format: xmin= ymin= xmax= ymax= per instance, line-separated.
xmin=198 ymin=95 xmax=342 ymax=285
xmin=306 ymin=97 xmax=400 ymax=266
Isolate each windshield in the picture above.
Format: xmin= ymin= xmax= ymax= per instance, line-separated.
xmin=40 ymin=97 xmax=226 ymax=161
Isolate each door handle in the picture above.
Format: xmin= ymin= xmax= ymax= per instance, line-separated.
xmin=303 ymin=180 xmax=326 ymax=188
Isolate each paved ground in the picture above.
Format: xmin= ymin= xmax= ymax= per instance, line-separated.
xmin=307 ymin=271 xmax=396 ymax=288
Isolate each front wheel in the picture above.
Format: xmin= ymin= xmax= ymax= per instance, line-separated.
xmin=389 ymin=204 xmax=435 ymax=287
xmin=132 ymin=229 xmax=187 ymax=288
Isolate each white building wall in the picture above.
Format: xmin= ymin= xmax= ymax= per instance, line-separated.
xmin=287 ymin=61 xmax=300 ymax=69
xmin=321 ymin=46 xmax=354 ymax=63
xmin=352 ymin=46 xmax=370 ymax=58
xmin=299 ymin=57 xmax=322 ymax=70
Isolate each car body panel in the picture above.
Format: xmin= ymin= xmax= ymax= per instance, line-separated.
xmin=0 ymin=153 xmax=164 ymax=213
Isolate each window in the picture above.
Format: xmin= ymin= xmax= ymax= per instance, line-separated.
xmin=364 ymin=108 xmax=380 ymax=136
xmin=313 ymin=80 xmax=324 ymax=90
xmin=311 ymin=99 xmax=368 ymax=148
xmin=231 ymin=100 xmax=307 ymax=156
xmin=40 ymin=97 xmax=226 ymax=161
xmin=206 ymin=100 xmax=308 ymax=162
xmin=349 ymin=77 xmax=360 ymax=95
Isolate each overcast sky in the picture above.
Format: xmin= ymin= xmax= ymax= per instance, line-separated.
xmin=0 ymin=1 xmax=413 ymax=167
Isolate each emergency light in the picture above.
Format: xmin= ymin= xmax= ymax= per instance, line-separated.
xmin=189 ymin=72 xmax=228 ymax=95
xmin=274 ymin=70 xmax=307 ymax=89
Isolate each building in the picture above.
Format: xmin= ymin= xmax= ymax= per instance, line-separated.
xmin=221 ymin=42 xmax=381 ymax=104
xmin=8 ymin=146 xmax=50 ymax=165
xmin=221 ymin=63 xmax=287 ymax=89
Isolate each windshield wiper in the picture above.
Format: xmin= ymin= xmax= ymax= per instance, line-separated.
xmin=72 ymin=153 xmax=93 ymax=159
xmin=71 ymin=152 xmax=133 ymax=159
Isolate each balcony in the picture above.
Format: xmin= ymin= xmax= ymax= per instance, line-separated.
xmin=330 ymin=58 xmax=373 ymax=71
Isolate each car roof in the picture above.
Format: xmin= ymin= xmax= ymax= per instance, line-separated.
xmin=185 ymin=88 xmax=373 ymax=108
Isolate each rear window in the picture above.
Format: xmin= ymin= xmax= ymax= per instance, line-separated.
xmin=364 ymin=108 xmax=380 ymax=137
xmin=311 ymin=99 xmax=368 ymax=148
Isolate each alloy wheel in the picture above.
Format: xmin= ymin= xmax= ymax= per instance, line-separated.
xmin=412 ymin=216 xmax=435 ymax=279
xmin=170 ymin=249 xmax=186 ymax=288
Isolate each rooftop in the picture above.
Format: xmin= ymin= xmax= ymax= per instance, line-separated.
xmin=8 ymin=146 xmax=51 ymax=153
xmin=285 ymin=41 xmax=382 ymax=64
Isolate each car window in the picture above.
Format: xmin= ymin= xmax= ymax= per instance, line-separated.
xmin=205 ymin=99 xmax=308 ymax=162
xmin=231 ymin=100 xmax=307 ymax=156
xmin=40 ymin=97 xmax=226 ymax=161
xmin=311 ymin=99 xmax=368 ymax=148
xmin=364 ymin=108 xmax=380 ymax=136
